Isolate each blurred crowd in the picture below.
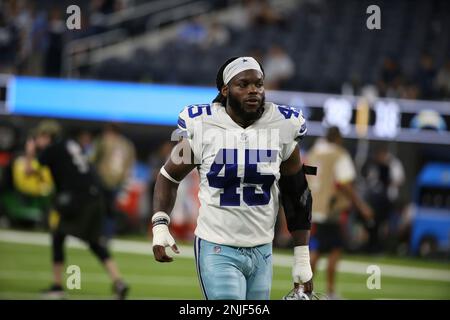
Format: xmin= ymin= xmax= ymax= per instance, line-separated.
xmin=0 ymin=0 xmax=128 ymax=76
xmin=0 ymin=119 xmax=201 ymax=242
xmin=364 ymin=54 xmax=450 ymax=101
xmin=0 ymin=118 xmax=415 ymax=258
xmin=0 ymin=120 xmax=137 ymax=233
xmin=1 ymin=0 xmax=449 ymax=101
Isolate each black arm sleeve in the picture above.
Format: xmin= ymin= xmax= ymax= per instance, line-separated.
xmin=279 ymin=165 xmax=315 ymax=232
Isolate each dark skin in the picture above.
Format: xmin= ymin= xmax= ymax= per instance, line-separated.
xmin=152 ymin=139 xmax=195 ymax=262
xmin=279 ymin=144 xmax=314 ymax=294
xmin=152 ymin=70 xmax=313 ymax=293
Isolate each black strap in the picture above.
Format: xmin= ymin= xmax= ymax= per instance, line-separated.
xmin=303 ymin=164 xmax=317 ymax=176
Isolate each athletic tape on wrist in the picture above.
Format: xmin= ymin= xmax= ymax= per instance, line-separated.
xmin=152 ymin=211 xmax=170 ymax=226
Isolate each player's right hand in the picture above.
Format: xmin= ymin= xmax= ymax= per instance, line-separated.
xmin=292 ymin=245 xmax=313 ymax=293
xmin=152 ymin=223 xmax=179 ymax=262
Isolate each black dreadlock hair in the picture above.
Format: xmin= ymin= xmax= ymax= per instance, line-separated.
xmin=212 ymin=57 xmax=265 ymax=106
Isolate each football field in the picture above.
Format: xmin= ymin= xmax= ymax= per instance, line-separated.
xmin=0 ymin=230 xmax=449 ymax=300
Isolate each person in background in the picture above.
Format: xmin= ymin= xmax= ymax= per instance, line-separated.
xmin=91 ymin=123 xmax=136 ymax=241
xmin=32 ymin=120 xmax=129 ymax=300
xmin=14 ymin=132 xmax=54 ymax=198
xmin=362 ymin=145 xmax=405 ymax=253
xmin=263 ymin=45 xmax=295 ymax=90
xmin=0 ymin=131 xmax=54 ymax=228
xmin=435 ymin=59 xmax=450 ymax=99
xmin=306 ymin=126 xmax=374 ymax=299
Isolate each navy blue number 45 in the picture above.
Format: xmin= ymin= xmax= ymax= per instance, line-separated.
xmin=207 ymin=149 xmax=276 ymax=206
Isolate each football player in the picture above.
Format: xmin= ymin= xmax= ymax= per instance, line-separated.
xmin=151 ymin=57 xmax=313 ymax=299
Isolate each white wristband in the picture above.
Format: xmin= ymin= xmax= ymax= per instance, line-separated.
xmin=160 ymin=167 xmax=181 ymax=184
xmin=152 ymin=211 xmax=171 ymax=226
xmin=292 ymin=245 xmax=313 ymax=283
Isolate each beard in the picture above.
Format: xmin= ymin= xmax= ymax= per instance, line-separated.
xmin=227 ymin=91 xmax=265 ymax=122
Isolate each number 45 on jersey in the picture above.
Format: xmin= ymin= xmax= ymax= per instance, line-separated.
xmin=207 ymin=148 xmax=277 ymax=207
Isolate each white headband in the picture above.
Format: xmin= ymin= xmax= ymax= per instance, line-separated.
xmin=223 ymin=57 xmax=263 ymax=85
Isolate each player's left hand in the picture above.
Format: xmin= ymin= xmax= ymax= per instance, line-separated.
xmin=292 ymin=263 xmax=313 ymax=293
xmin=294 ymin=279 xmax=313 ymax=294
xmin=292 ymin=245 xmax=313 ymax=293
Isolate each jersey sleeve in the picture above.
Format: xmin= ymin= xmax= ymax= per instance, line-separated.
xmin=293 ymin=110 xmax=307 ymax=141
xmin=176 ymin=106 xmax=202 ymax=163
xmin=280 ymin=107 xmax=308 ymax=161
xmin=177 ymin=107 xmax=195 ymax=139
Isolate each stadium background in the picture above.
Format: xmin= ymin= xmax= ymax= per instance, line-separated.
xmin=0 ymin=0 xmax=449 ymax=299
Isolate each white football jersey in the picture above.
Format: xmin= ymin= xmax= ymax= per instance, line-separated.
xmin=177 ymin=102 xmax=306 ymax=247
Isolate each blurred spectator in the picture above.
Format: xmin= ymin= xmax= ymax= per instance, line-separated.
xmin=306 ymin=127 xmax=374 ymax=299
xmin=381 ymin=58 xmax=401 ymax=84
xmin=2 ymin=0 xmax=448 ymax=103
xmin=0 ymin=122 xmax=20 ymax=206
xmin=44 ymin=7 xmax=65 ymax=77
xmin=435 ymin=59 xmax=450 ymax=99
xmin=89 ymin=0 xmax=112 ymax=34
xmin=226 ymin=0 xmax=254 ymax=30
xmin=177 ymin=17 xmax=208 ymax=46
xmin=77 ymin=128 xmax=94 ymax=153
xmin=227 ymin=0 xmax=287 ymax=30
xmin=202 ymin=21 xmax=230 ymax=48
xmin=378 ymin=70 xmax=421 ymax=100
xmin=95 ymin=0 xmax=118 ymax=15
xmin=377 ymin=57 xmax=403 ymax=98
xmin=33 ymin=120 xmax=129 ymax=300
xmin=362 ymin=145 xmax=405 ymax=253
xmin=360 ymin=84 xmax=379 ymax=103
xmin=21 ymin=8 xmax=48 ymax=76
xmin=251 ymin=0 xmax=286 ymax=28
xmin=394 ymin=203 xmax=415 ymax=255
xmin=13 ymin=134 xmax=54 ymax=197
xmin=91 ymin=123 xmax=136 ymax=240
xmin=0 ymin=132 xmax=53 ymax=228
xmin=399 ymin=79 xmax=420 ymax=100
xmin=415 ymin=53 xmax=437 ymax=99
xmin=0 ymin=11 xmax=19 ymax=74
xmin=263 ymin=45 xmax=295 ymax=90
